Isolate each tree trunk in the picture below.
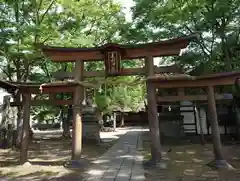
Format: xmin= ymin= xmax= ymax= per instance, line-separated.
xmin=207 ymin=86 xmax=224 ymax=160
xmin=62 ymin=106 xmax=71 ymax=138
xmin=16 ymin=93 xmax=23 ymax=148
xmin=234 ymin=78 xmax=240 ymax=139
xmin=62 ymin=119 xmax=71 ymax=138
xmin=16 ymin=110 xmax=23 ymax=148
xmin=20 ymin=93 xmax=31 ymax=164
xmin=6 ymin=124 xmax=14 ymax=148
xmin=234 ymin=103 xmax=240 ymax=140
xmin=1 ymin=95 xmax=12 ymax=148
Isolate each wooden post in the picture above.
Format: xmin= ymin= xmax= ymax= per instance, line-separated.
xmin=197 ymin=107 xmax=205 ymax=145
xmin=145 ymin=56 xmax=162 ymax=163
xmin=16 ymin=92 xmax=23 ymax=148
xmin=72 ymin=60 xmax=84 ymax=160
xmin=207 ymin=86 xmax=224 ymax=160
xmin=113 ymin=112 xmax=116 ymax=131
xmin=20 ymin=93 xmax=31 ymax=164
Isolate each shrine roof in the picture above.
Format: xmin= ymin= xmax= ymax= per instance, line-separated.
xmin=0 ymin=80 xmax=19 ymax=94
xmin=147 ymin=72 xmax=240 ymax=88
xmin=147 ymin=72 xmax=240 ymax=81
xmin=41 ymin=34 xmax=198 ymax=52
xmin=40 ymin=80 xmax=98 ymax=93
xmin=0 ymin=81 xmax=42 ymax=94
xmin=147 ymin=73 xmax=194 ymax=81
xmin=8 ymin=81 xmax=41 ymax=87
xmin=40 ymin=34 xmax=199 ymax=62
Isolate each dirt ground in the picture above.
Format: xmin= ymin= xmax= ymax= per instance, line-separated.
xmin=0 ymin=131 xmax=119 ymax=181
xmin=142 ymin=132 xmax=240 ymax=181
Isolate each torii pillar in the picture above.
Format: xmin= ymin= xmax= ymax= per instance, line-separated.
xmin=207 ymin=86 xmax=234 ymax=169
xmin=145 ymin=55 xmax=162 ymax=165
xmin=71 ymin=60 xmax=85 ymax=161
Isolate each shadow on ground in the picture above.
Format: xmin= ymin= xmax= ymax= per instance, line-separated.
xmin=142 ymin=131 xmax=240 ymax=181
xmin=0 ymin=130 xmax=120 ymax=181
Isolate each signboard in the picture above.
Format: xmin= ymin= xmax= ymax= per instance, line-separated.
xmin=104 ymin=50 xmax=121 ymax=76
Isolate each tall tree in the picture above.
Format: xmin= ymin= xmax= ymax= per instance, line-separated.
xmin=0 ymin=0 xmax=127 ymax=146
xmin=132 ymin=0 xmax=240 ymax=73
xmin=132 ymin=0 xmax=240 ymax=167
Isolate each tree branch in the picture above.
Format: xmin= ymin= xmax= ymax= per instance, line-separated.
xmin=39 ymin=0 xmax=56 ymax=24
xmin=0 ymin=66 xmax=12 ymax=81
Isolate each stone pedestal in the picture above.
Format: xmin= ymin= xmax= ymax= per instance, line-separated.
xmin=82 ymin=106 xmax=101 ymax=144
xmin=160 ymin=120 xmax=185 ymax=137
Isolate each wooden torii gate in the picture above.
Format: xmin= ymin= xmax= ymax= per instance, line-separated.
xmin=40 ymin=34 xmax=198 ymax=165
xmin=0 ymin=81 xmax=40 ymax=164
xmin=147 ymin=72 xmax=240 ymax=168
xmin=0 ymin=80 xmax=97 ymax=164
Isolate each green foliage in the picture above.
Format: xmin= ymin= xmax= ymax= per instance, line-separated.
xmin=0 ymin=0 xmax=145 ymax=122
xmin=132 ymin=0 xmax=240 ymax=73
xmin=94 ymin=76 xmax=145 ymax=114
xmin=3 ymin=0 xmax=239 ymax=122
xmin=31 ymin=105 xmax=61 ymax=123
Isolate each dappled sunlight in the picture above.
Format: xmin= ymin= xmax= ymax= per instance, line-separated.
xmin=162 ymin=156 xmax=170 ymax=161
xmin=192 ymin=158 xmax=204 ymax=163
xmin=141 ymin=131 xmax=240 ymax=180
xmin=135 ymin=155 xmax=144 ymax=161
xmin=186 ymin=150 xmax=196 ymax=155
xmin=91 ymin=159 xmax=109 ymax=164
xmin=0 ymin=128 xmax=128 ymax=181
xmin=0 ymin=165 xmax=67 ymax=181
xmin=100 ymin=127 xmax=129 ymax=141
xmin=119 ymin=155 xmax=134 ymax=158
xmin=183 ymin=169 xmax=196 ymax=176
xmin=131 ymin=175 xmax=145 ymax=179
xmin=83 ymin=127 xmax=146 ymax=180
xmin=175 ymin=160 xmax=185 ymax=163
xmin=86 ymin=169 xmax=104 ymax=176
xmin=176 ymin=151 xmax=184 ymax=155
xmin=202 ymin=171 xmax=219 ymax=178
xmin=103 ymin=176 xmax=115 ymax=179
xmin=0 ymin=127 xmax=147 ymax=180
xmin=117 ymin=172 xmax=130 ymax=177
xmin=232 ymin=156 xmax=240 ymax=160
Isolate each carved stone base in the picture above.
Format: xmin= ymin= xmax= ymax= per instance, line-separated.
xmin=82 ymin=124 xmax=101 ymax=144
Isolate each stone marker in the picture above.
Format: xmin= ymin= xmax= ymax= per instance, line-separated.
xmin=82 ymin=97 xmax=101 ymax=144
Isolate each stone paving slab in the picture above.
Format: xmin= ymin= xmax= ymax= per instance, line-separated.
xmin=83 ymin=127 xmax=145 ymax=181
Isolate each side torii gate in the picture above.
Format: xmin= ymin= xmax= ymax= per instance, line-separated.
xmin=147 ymin=72 xmax=240 ymax=168
xmin=40 ymin=34 xmax=198 ymax=165
xmin=0 ymin=81 xmax=41 ymax=163
xmin=0 ymin=79 xmax=97 ymax=164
